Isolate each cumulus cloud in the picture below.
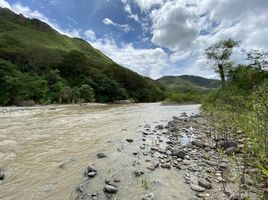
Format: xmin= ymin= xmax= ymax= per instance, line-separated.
xmin=103 ymin=18 xmax=131 ymax=32
xmin=150 ymin=1 xmax=199 ymax=51
xmin=147 ymin=0 xmax=268 ymax=78
xmin=134 ymin=0 xmax=164 ymax=11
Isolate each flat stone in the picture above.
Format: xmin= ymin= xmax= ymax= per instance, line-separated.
xmin=140 ymin=145 xmax=146 ymax=149
xmin=88 ymin=171 xmax=97 ymax=177
xmin=141 ymin=193 xmax=155 ymax=200
xmin=104 ymin=184 xmax=118 ymax=193
xmin=155 ymin=125 xmax=164 ymax=129
xmin=198 ymin=178 xmax=212 ymax=189
xmin=190 ymin=183 xmax=205 ymax=192
xmin=171 ymin=149 xmax=186 ymax=159
xmin=147 ymin=164 xmax=155 ymax=170
xmin=114 ymin=177 xmax=121 ymax=182
xmin=192 ymin=141 xmax=205 ymax=148
xmin=97 ymin=153 xmax=106 ymax=158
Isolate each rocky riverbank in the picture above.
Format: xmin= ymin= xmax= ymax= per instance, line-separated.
xmin=74 ymin=112 xmax=263 ymax=200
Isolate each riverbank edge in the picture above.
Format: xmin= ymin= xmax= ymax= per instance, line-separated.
xmin=74 ymin=111 xmax=263 ymax=200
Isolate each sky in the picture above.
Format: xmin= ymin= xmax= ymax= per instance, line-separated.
xmin=0 ymin=0 xmax=268 ymax=79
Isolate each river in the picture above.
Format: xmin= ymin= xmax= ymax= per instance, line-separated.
xmin=0 ymin=103 xmax=200 ymax=200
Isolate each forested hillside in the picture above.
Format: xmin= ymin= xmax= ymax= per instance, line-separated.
xmin=0 ymin=7 xmax=166 ymax=105
xmin=157 ymin=75 xmax=220 ymax=92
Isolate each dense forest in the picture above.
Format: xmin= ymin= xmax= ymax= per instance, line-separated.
xmin=202 ymin=39 xmax=268 ymax=198
xmin=0 ymin=8 xmax=166 ymax=105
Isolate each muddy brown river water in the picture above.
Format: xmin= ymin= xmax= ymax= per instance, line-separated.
xmin=0 ymin=103 xmax=200 ymax=200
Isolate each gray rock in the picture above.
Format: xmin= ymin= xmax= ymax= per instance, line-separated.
xmin=166 ymin=150 xmax=172 ymax=155
xmin=171 ymin=149 xmax=186 ymax=159
xmin=225 ymin=147 xmax=237 ymax=155
xmin=155 ymin=125 xmax=164 ymax=129
xmin=144 ymin=124 xmax=151 ymax=129
xmin=97 ymin=153 xmax=106 ymax=158
xmin=134 ymin=170 xmax=144 ymax=177
xmin=126 ymin=139 xmax=134 ymax=143
xmin=192 ymin=141 xmax=205 ymax=148
xmin=190 ymin=183 xmax=205 ymax=192
xmin=88 ymin=171 xmax=97 ymax=177
xmin=140 ymin=145 xmax=146 ymax=149
xmin=104 ymin=184 xmax=118 ymax=193
xmin=147 ymin=164 xmax=155 ymax=170
xmin=198 ymin=178 xmax=212 ymax=189
xmin=141 ymin=193 xmax=155 ymax=200
xmin=58 ymin=163 xmax=66 ymax=170
xmin=217 ymin=141 xmax=237 ymax=150
xmin=219 ymin=162 xmax=229 ymax=169
xmin=161 ymin=163 xmax=171 ymax=168
xmin=85 ymin=165 xmax=97 ymax=177
xmin=114 ymin=177 xmax=121 ymax=182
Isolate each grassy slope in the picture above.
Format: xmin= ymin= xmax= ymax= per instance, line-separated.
xmin=0 ymin=8 xmax=113 ymax=68
xmin=157 ymin=75 xmax=220 ymax=92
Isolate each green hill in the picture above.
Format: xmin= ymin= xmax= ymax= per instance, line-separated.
xmin=157 ymin=75 xmax=220 ymax=92
xmin=0 ymin=7 xmax=166 ymax=105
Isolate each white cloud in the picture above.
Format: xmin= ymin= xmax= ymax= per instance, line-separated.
xmin=134 ymin=0 xmax=164 ymax=11
xmin=121 ymin=0 xmax=140 ymax=22
xmin=146 ymin=0 xmax=268 ymax=78
xmin=0 ymin=0 xmax=11 ymax=9
xmin=84 ymin=29 xmax=96 ymax=41
xmin=103 ymin=18 xmax=131 ymax=32
xmin=170 ymin=50 xmax=192 ymax=63
xmin=150 ymin=1 xmax=199 ymax=51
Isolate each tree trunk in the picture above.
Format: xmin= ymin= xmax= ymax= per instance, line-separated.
xmin=218 ymin=64 xmax=226 ymax=88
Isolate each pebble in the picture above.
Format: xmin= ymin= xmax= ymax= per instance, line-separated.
xmin=88 ymin=171 xmax=97 ymax=177
xmin=96 ymin=153 xmax=106 ymax=158
xmin=190 ymin=183 xmax=205 ymax=192
xmin=198 ymin=178 xmax=212 ymax=189
xmin=104 ymin=184 xmax=118 ymax=193
xmin=141 ymin=193 xmax=155 ymax=200
xmin=134 ymin=170 xmax=144 ymax=177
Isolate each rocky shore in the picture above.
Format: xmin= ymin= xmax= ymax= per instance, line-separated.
xmin=74 ymin=112 xmax=263 ymax=200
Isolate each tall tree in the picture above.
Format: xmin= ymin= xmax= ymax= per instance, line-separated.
xmin=205 ymin=39 xmax=239 ymax=88
xmin=246 ymin=49 xmax=268 ymax=71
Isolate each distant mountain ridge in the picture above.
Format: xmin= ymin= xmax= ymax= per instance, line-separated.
xmin=157 ymin=75 xmax=221 ymax=92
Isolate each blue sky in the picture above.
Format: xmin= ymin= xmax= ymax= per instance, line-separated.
xmin=1 ymin=0 xmax=268 ymax=79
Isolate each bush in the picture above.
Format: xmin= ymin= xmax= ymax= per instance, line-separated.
xmin=79 ymin=84 xmax=94 ymax=102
